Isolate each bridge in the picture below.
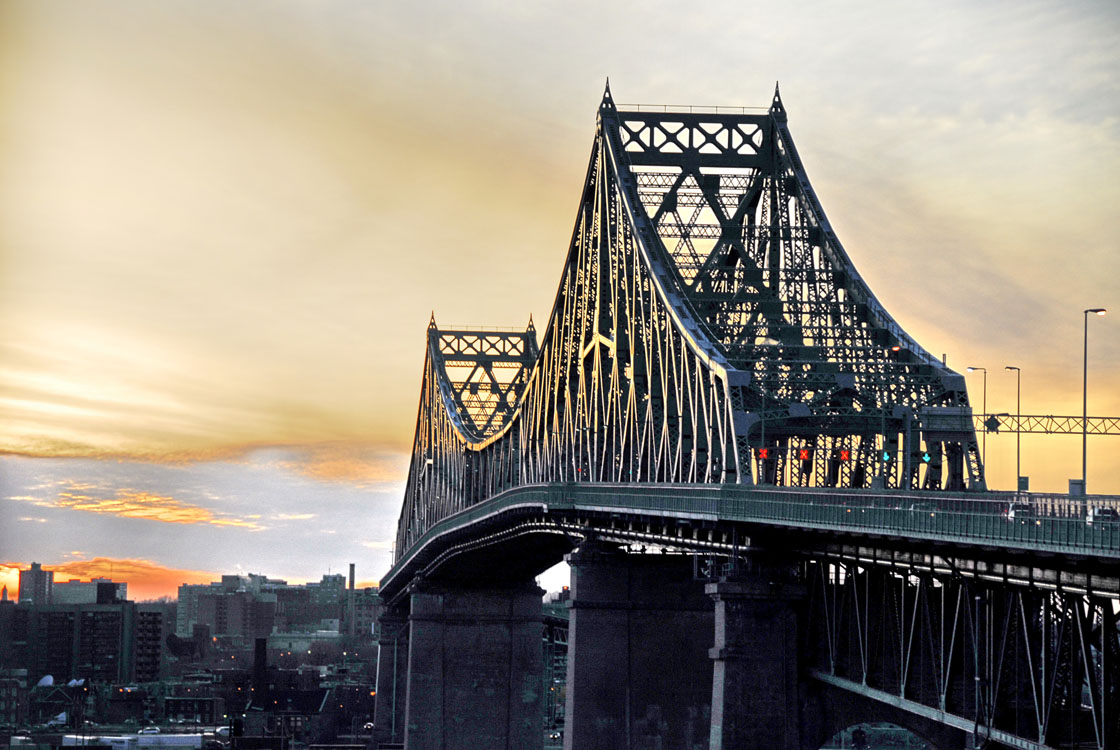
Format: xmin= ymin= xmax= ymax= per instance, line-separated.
xmin=373 ymin=85 xmax=1120 ymax=750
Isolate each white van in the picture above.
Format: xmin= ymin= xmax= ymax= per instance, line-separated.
xmin=1086 ymin=507 xmax=1118 ymax=526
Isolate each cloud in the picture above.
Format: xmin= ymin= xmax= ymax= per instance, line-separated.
xmin=18 ymin=517 xmax=47 ymax=523
xmin=273 ymin=513 xmax=316 ymax=521
xmin=46 ymin=482 xmax=263 ymax=529
xmin=273 ymin=443 xmax=409 ymax=487
xmin=361 ymin=540 xmax=393 ymax=550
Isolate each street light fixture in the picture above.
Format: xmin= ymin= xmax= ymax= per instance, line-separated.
xmin=1082 ymin=308 xmax=1106 ymax=496
xmin=1004 ymin=366 xmax=1021 ymax=493
xmin=966 ymin=367 xmax=988 ymax=470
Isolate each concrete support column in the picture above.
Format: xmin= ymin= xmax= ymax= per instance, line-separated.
xmin=564 ymin=541 xmax=713 ymax=750
xmin=707 ymin=562 xmax=806 ymax=750
xmin=403 ymin=582 xmax=543 ymax=750
xmin=373 ymin=610 xmax=408 ymax=746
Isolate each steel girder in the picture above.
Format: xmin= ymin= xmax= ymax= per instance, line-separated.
xmin=806 ymin=559 xmax=1119 ymax=750
xmin=394 ymin=86 xmax=986 ymax=562
xmin=977 ymin=414 xmax=1120 ymax=436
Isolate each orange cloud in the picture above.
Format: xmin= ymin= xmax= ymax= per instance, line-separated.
xmin=275 ymin=442 xmax=408 ymax=487
xmin=49 ymin=483 xmax=263 ymax=529
xmin=1 ymin=558 xmax=217 ymax=602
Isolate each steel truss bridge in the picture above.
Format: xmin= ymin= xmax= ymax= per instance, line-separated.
xmin=379 ymin=86 xmax=1119 ymax=750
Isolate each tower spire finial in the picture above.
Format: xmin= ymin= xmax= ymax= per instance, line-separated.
xmin=600 ymin=77 xmax=616 ymax=113
xmin=769 ymin=81 xmax=787 ymax=121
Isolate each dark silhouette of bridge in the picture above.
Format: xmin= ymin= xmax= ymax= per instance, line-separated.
xmin=374 ymin=85 xmax=1119 ymax=750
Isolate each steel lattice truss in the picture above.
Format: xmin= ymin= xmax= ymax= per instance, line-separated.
xmin=807 ymin=559 xmax=1119 ymax=750
xmin=396 ymin=86 xmax=985 ymax=560
xmin=978 ymin=414 xmax=1120 ymax=436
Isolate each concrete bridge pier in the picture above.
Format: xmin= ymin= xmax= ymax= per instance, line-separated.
xmin=402 ymin=581 xmax=544 ymax=750
xmin=706 ymin=558 xmax=807 ymax=750
xmin=563 ymin=540 xmax=714 ymax=750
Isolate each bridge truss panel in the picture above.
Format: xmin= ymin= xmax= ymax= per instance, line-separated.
xmin=807 ymin=558 xmax=1119 ymax=750
xmin=394 ymin=86 xmax=986 ymax=562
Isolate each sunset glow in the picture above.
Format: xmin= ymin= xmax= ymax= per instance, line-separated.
xmin=0 ymin=558 xmax=218 ymax=602
xmin=0 ymin=0 xmax=1116 ymax=594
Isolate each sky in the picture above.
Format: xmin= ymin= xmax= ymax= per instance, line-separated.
xmin=1 ymin=0 xmax=1118 ymax=600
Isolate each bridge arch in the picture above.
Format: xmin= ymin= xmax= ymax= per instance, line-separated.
xmin=804 ymin=682 xmax=966 ymax=750
xmin=816 ymin=722 xmax=936 ymax=750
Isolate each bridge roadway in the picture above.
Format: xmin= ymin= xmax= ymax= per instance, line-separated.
xmin=381 ymin=484 xmax=1120 ymax=598
xmin=375 ymin=485 xmax=1119 ymax=750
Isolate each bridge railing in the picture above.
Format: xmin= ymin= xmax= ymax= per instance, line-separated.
xmin=563 ymin=484 xmax=1120 ymax=557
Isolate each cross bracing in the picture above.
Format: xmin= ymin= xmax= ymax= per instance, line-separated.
xmin=977 ymin=414 xmax=1120 ymax=436
xmin=396 ymin=85 xmax=986 ymax=562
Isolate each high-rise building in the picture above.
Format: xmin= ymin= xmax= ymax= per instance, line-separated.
xmin=348 ymin=587 xmax=382 ymax=639
xmin=53 ymin=578 xmax=127 ymax=605
xmin=175 ymin=583 xmax=212 ymax=637
xmin=20 ymin=603 xmax=141 ymax=684
xmin=17 ymin=563 xmax=53 ymax=606
xmin=135 ymin=603 xmax=174 ymax=682
xmin=192 ymin=590 xmax=275 ymax=646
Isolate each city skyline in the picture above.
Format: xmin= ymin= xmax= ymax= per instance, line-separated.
xmin=2 ymin=0 xmax=1118 ymax=600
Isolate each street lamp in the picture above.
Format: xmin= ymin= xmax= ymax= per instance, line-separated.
xmin=1004 ymin=366 xmax=1021 ymax=492
xmin=966 ymin=367 xmax=987 ymax=469
xmin=1082 ymin=308 xmax=1106 ymax=495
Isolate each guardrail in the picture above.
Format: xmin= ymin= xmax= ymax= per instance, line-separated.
xmin=385 ymin=484 xmax=1120 ymax=589
xmin=571 ymin=484 xmax=1120 ymax=556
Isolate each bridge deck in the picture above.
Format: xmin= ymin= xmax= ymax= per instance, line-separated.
xmin=384 ymin=483 xmax=1120 ymax=594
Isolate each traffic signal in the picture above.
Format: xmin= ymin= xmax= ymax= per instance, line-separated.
xmin=756 ymin=447 xmax=770 ymax=460
xmin=881 ymin=450 xmax=892 ymax=463
xmin=921 ymin=452 xmax=932 ymax=463
xmin=839 ymin=449 xmax=851 ymax=461
xmin=798 ymin=448 xmax=811 ymax=461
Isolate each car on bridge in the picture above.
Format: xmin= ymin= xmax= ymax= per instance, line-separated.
xmin=1086 ymin=506 xmax=1118 ymax=526
xmin=1004 ymin=502 xmax=1034 ymax=523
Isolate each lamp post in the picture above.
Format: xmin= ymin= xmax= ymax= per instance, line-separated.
xmin=1004 ymin=366 xmax=1020 ymax=492
xmin=966 ymin=367 xmax=987 ymax=469
xmin=1082 ymin=308 xmax=1106 ymax=495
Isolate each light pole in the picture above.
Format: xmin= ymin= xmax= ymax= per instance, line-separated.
xmin=1082 ymin=308 xmax=1106 ymax=495
xmin=966 ymin=367 xmax=987 ymax=469
xmin=1004 ymin=366 xmax=1020 ymax=492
